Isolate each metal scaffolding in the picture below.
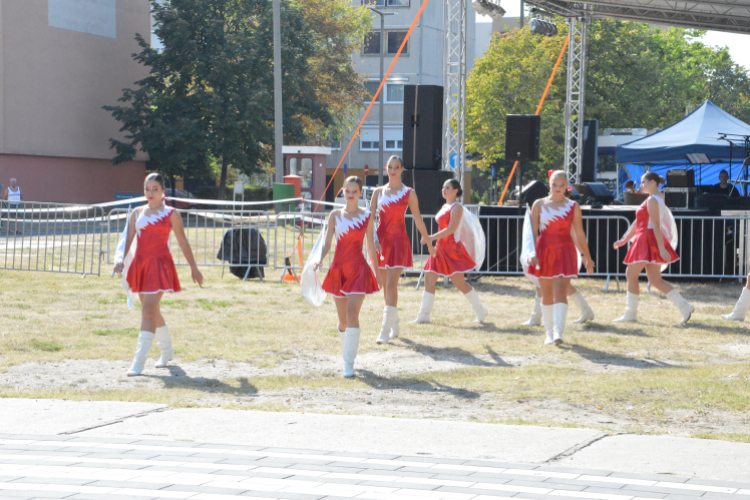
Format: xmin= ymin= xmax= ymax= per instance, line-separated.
xmin=444 ymin=0 xmax=468 ymax=194
xmin=564 ymin=15 xmax=588 ymax=184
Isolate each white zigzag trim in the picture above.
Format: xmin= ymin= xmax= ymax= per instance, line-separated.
xmin=539 ymin=200 xmax=574 ymax=232
xmin=335 ymin=210 xmax=370 ymax=240
xmin=378 ymin=186 xmax=409 ymax=212
xmin=135 ymin=206 xmax=172 ymax=233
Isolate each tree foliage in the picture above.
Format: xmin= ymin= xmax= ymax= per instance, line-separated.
xmin=466 ymin=19 xmax=750 ymax=185
xmin=106 ymin=0 xmax=367 ymax=198
xmin=292 ymin=0 xmax=372 ymax=140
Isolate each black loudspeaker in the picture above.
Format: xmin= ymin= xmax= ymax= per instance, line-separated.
xmin=667 ymin=169 xmax=695 ymax=188
xmin=665 ymin=188 xmax=697 ymax=209
xmin=582 ymin=182 xmax=614 ymax=205
xmin=521 ymin=180 xmax=549 ymax=205
xmin=581 ymin=119 xmax=598 ymax=183
xmin=505 ymin=115 xmax=540 ymax=162
xmin=403 ymin=85 xmax=444 ymax=170
xmin=402 ymin=170 xmax=454 ymax=215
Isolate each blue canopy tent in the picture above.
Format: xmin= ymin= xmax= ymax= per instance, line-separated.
xmin=616 ymin=101 xmax=750 ymax=192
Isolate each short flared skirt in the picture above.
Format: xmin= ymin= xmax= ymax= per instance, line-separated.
xmin=530 ymin=237 xmax=578 ymax=279
xmin=126 ymin=252 xmax=182 ymax=294
xmin=377 ymin=228 xmax=413 ymax=269
xmin=624 ymin=229 xmax=679 ymax=265
xmin=322 ymin=258 xmax=380 ymax=298
xmin=424 ymin=239 xmax=476 ymax=277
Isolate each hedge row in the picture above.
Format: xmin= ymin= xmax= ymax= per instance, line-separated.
xmin=193 ymin=185 xmax=269 ymax=201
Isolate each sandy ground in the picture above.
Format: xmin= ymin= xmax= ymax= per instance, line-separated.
xmin=3 ymin=347 xmax=748 ymax=438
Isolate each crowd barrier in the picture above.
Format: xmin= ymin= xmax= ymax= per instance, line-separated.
xmin=0 ymin=200 xmax=104 ymax=276
xmin=106 ymin=207 xmax=272 ymax=280
xmin=5 ymin=195 xmax=750 ymax=283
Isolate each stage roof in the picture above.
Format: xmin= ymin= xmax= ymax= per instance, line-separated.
xmin=616 ymin=101 xmax=750 ymax=163
xmin=526 ymin=0 xmax=750 ymax=34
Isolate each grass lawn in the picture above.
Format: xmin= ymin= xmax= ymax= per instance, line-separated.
xmin=2 ymin=265 xmax=750 ymax=441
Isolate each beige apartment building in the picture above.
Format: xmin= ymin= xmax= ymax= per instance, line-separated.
xmin=0 ymin=0 xmax=150 ymax=204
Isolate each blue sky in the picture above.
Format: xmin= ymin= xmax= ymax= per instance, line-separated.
xmin=476 ymin=8 xmax=750 ymax=70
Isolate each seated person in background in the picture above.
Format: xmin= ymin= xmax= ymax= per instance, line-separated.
xmin=713 ymin=169 xmax=740 ymax=197
xmin=624 ymin=180 xmax=640 ymax=194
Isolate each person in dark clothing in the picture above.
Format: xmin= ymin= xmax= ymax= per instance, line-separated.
xmin=713 ymin=170 xmax=740 ymax=197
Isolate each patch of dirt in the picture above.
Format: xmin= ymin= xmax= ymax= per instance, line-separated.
xmin=2 ymin=350 xmax=746 ymax=438
xmin=0 ymin=347 xmax=687 ymax=393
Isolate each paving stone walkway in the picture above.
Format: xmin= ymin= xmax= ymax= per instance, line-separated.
xmin=0 ymin=435 xmax=749 ymax=500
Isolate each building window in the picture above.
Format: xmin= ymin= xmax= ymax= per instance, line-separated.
xmin=300 ymin=158 xmax=313 ymax=189
xmin=387 ymin=31 xmax=408 ymax=54
xmin=361 ymin=0 xmax=410 ymax=6
xmin=364 ymin=81 xmax=380 ymax=101
xmin=330 ymin=138 xmax=341 ymax=150
xmin=363 ymin=31 xmax=381 ymax=55
xmin=360 ymin=128 xmax=403 ymax=151
xmin=386 ymin=83 xmax=404 ymax=103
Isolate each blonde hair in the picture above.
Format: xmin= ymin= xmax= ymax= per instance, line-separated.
xmin=549 ymin=170 xmax=568 ymax=186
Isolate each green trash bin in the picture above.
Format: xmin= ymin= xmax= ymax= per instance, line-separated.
xmin=273 ymin=183 xmax=295 ymax=213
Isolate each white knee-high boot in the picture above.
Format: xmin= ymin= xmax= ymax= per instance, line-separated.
xmin=338 ymin=329 xmax=346 ymax=349
xmin=723 ymin=288 xmax=750 ymax=321
xmin=377 ymin=306 xmax=397 ymax=344
xmin=389 ymin=309 xmax=401 ymax=339
xmin=553 ymin=303 xmax=568 ymax=345
xmin=412 ymin=291 xmax=435 ymax=324
xmin=342 ymin=328 xmax=361 ymax=378
xmin=570 ymin=291 xmax=595 ymax=324
xmin=614 ymin=293 xmax=639 ymax=322
xmin=667 ymin=289 xmax=694 ymax=324
xmin=154 ymin=325 xmax=173 ymax=368
xmin=127 ymin=331 xmax=155 ymax=376
xmin=522 ymin=296 xmax=542 ymax=326
xmin=464 ymin=288 xmax=488 ymax=323
xmin=541 ymin=305 xmax=554 ymax=345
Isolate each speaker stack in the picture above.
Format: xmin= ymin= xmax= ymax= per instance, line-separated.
xmin=403 ymin=85 xmax=443 ymax=171
xmin=402 ymin=85 xmax=450 ymax=216
xmin=505 ymin=115 xmax=541 ymax=163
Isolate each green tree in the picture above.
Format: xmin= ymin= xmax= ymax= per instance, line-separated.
xmin=106 ymin=0 xmax=332 ymax=199
xmin=294 ymin=0 xmax=371 ymax=141
xmin=466 ymin=19 xmax=750 ymax=193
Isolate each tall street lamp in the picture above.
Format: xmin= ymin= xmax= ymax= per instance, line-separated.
xmin=368 ymin=7 xmax=395 ymax=187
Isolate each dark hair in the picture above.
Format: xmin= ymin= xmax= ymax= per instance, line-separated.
xmin=642 ymin=172 xmax=664 ymax=185
xmin=344 ymin=175 xmax=363 ymax=191
xmin=387 ymin=155 xmax=403 ymax=168
xmin=720 ymin=169 xmax=729 ymax=176
xmin=145 ymin=172 xmax=165 ymax=189
xmin=446 ymin=179 xmax=463 ymax=197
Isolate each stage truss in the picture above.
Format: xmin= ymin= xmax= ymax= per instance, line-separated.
xmin=444 ymin=0 xmax=468 ymax=192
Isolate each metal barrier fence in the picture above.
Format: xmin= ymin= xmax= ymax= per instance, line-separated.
xmin=106 ymin=208 xmax=272 ymax=279
xmin=274 ymin=212 xmax=332 ymax=274
xmin=0 ymin=200 xmax=104 ymax=276
xmin=664 ymin=215 xmax=748 ymax=279
xmin=271 ymin=211 xmax=635 ymax=282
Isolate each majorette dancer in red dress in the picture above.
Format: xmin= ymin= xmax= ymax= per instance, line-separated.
xmin=412 ymin=179 xmax=488 ymax=324
xmin=114 ymin=173 xmax=203 ymax=376
xmin=613 ymin=172 xmax=694 ymax=324
xmin=370 ymin=156 xmax=435 ymax=344
xmin=527 ymin=171 xmax=594 ymax=345
xmin=317 ymin=176 xmax=382 ymax=377
xmin=522 ymin=182 xmax=595 ymax=327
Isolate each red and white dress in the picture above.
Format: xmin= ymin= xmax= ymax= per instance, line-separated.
xmin=376 ymin=186 xmax=413 ymax=269
xmin=530 ymin=199 xmax=578 ymax=279
xmin=126 ymin=206 xmax=181 ymax=294
xmin=424 ymin=203 xmax=476 ymax=277
xmin=623 ymin=197 xmax=679 ymax=265
xmin=322 ymin=210 xmax=380 ymax=298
